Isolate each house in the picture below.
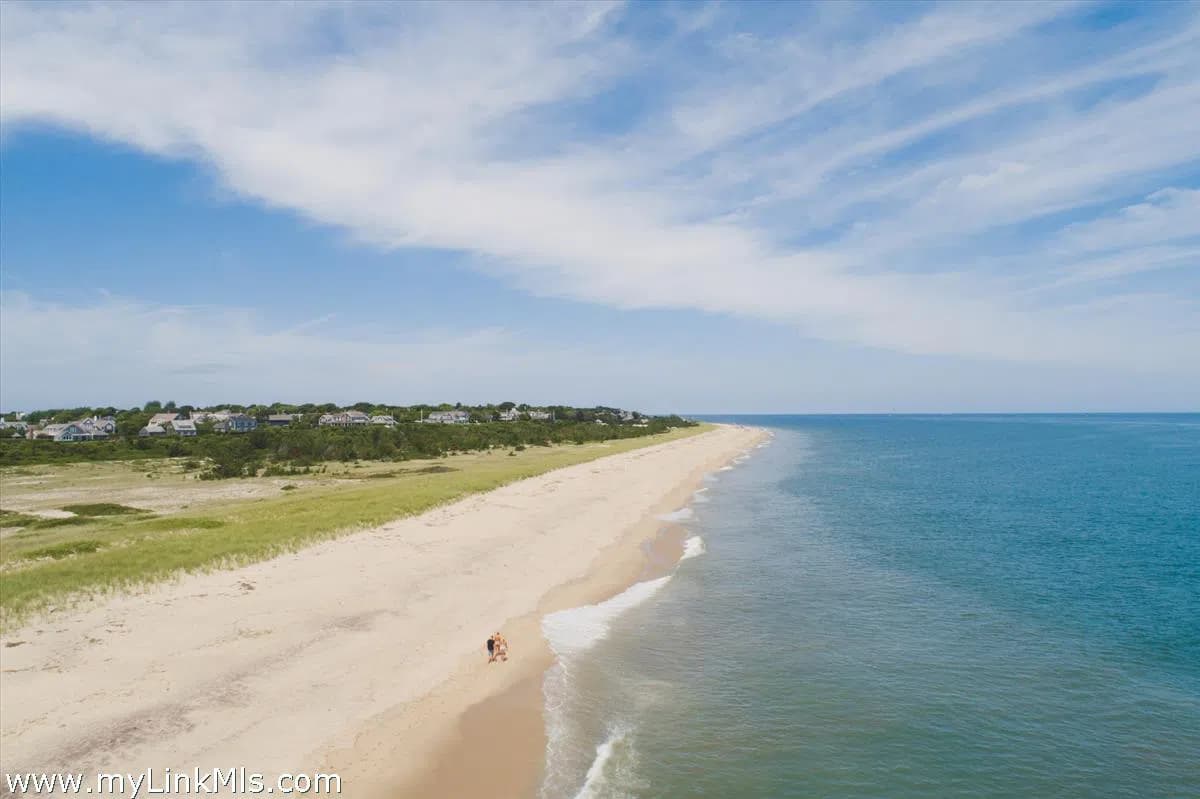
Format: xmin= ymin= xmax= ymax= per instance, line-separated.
xmin=148 ymin=412 xmax=180 ymax=427
xmin=34 ymin=417 xmax=112 ymax=441
xmin=36 ymin=423 xmax=79 ymax=441
xmin=77 ymin=416 xmax=116 ymax=437
xmin=318 ymin=411 xmax=370 ymax=427
xmin=423 ymin=410 xmax=471 ymax=424
xmin=139 ymin=423 xmax=167 ymax=437
xmin=528 ymin=410 xmax=552 ymax=422
xmin=168 ymin=419 xmax=198 ymax=437
xmin=497 ymin=409 xmax=522 ymax=422
xmin=620 ymin=410 xmax=636 ymax=422
xmin=214 ymin=413 xmax=257 ymax=433
xmin=267 ymin=414 xmax=300 ymax=427
xmin=370 ymin=415 xmax=397 ymax=427
xmin=0 ymin=419 xmax=29 ymax=436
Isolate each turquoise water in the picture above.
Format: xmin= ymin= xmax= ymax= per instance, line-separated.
xmin=540 ymin=415 xmax=1200 ymax=798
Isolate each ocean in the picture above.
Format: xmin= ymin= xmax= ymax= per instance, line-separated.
xmin=538 ymin=415 xmax=1200 ymax=799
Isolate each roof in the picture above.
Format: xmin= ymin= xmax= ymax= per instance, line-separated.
xmin=141 ymin=423 xmax=166 ymax=434
xmin=170 ymin=419 xmax=197 ymax=430
xmin=148 ymin=412 xmax=180 ymax=425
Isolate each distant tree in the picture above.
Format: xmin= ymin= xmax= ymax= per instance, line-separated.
xmin=143 ymin=401 xmax=163 ymax=413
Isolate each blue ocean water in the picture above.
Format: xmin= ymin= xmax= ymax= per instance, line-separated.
xmin=540 ymin=415 xmax=1200 ymax=798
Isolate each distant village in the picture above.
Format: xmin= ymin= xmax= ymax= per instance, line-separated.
xmin=0 ymin=405 xmax=650 ymax=443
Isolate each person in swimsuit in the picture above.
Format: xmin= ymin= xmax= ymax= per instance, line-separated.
xmin=494 ymin=632 xmax=509 ymax=662
xmin=486 ymin=634 xmax=496 ymax=663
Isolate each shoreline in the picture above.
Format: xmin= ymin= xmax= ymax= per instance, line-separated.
xmin=388 ymin=426 xmax=766 ymax=798
xmin=0 ymin=424 xmax=764 ymax=797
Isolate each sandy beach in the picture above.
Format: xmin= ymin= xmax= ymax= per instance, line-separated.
xmin=0 ymin=424 xmax=762 ymax=797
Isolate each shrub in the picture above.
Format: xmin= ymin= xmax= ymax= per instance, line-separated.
xmin=26 ymin=540 xmax=103 ymax=559
xmin=60 ymin=503 xmax=142 ymax=517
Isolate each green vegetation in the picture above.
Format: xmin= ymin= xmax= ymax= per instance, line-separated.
xmin=25 ymin=540 xmax=103 ymax=560
xmin=0 ymin=426 xmax=708 ymax=626
xmin=1 ymin=401 xmax=694 ymax=478
xmin=0 ymin=509 xmax=41 ymax=527
xmin=61 ymin=503 xmax=143 ymax=517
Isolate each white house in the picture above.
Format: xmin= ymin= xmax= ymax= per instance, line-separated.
xmin=424 ymin=410 xmax=471 ymax=424
xmin=497 ymin=409 xmax=521 ymax=422
xmin=0 ymin=419 xmax=28 ymax=437
xmin=148 ymin=412 xmax=180 ymax=427
xmin=319 ymin=411 xmax=371 ymax=427
xmin=168 ymin=419 xmax=198 ymax=437
xmin=139 ymin=423 xmax=167 ymax=437
xmin=370 ymin=415 xmax=398 ymax=427
xmin=528 ymin=410 xmax=552 ymax=421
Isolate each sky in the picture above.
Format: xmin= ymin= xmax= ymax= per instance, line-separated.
xmin=1 ymin=0 xmax=1197 ymax=414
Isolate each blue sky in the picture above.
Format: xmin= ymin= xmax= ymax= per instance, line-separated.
xmin=1 ymin=1 xmax=1197 ymax=413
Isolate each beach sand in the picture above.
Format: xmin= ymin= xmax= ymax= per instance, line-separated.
xmin=0 ymin=424 xmax=762 ymax=797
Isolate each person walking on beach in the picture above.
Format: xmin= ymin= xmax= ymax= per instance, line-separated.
xmin=494 ymin=632 xmax=509 ymax=662
xmin=486 ymin=634 xmax=496 ymax=663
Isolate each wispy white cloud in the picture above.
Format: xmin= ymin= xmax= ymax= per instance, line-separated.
xmin=1 ymin=1 xmax=1197 ymax=382
xmin=1054 ymin=188 xmax=1200 ymax=255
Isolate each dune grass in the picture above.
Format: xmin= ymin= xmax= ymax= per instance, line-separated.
xmin=0 ymin=426 xmax=708 ymax=627
xmin=60 ymin=503 xmax=144 ymax=517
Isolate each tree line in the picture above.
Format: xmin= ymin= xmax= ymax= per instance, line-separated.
xmin=0 ymin=407 xmax=695 ymax=477
xmin=6 ymin=401 xmax=651 ymax=433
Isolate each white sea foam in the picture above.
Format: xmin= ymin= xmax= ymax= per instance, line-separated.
xmin=656 ymin=507 xmax=694 ymax=522
xmin=691 ymin=489 xmax=710 ymax=504
xmin=542 ymin=576 xmax=673 ymax=658
xmin=703 ymin=473 xmax=719 ymax=483
xmin=718 ymin=465 xmax=734 ymax=472
xmin=681 ymin=536 xmax=706 ymax=560
xmin=542 ymin=490 xmax=714 ymax=796
xmin=573 ymin=727 xmax=631 ymax=799
xmin=542 ymin=581 xmax=669 ymax=798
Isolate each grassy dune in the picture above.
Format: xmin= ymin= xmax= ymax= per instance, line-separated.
xmin=0 ymin=426 xmax=707 ymax=626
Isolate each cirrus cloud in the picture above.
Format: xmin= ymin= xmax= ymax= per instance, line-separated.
xmin=1 ymin=0 xmax=1198 ymax=379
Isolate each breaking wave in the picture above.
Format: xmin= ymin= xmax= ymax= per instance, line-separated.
xmin=681 ymin=535 xmax=707 ymax=560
